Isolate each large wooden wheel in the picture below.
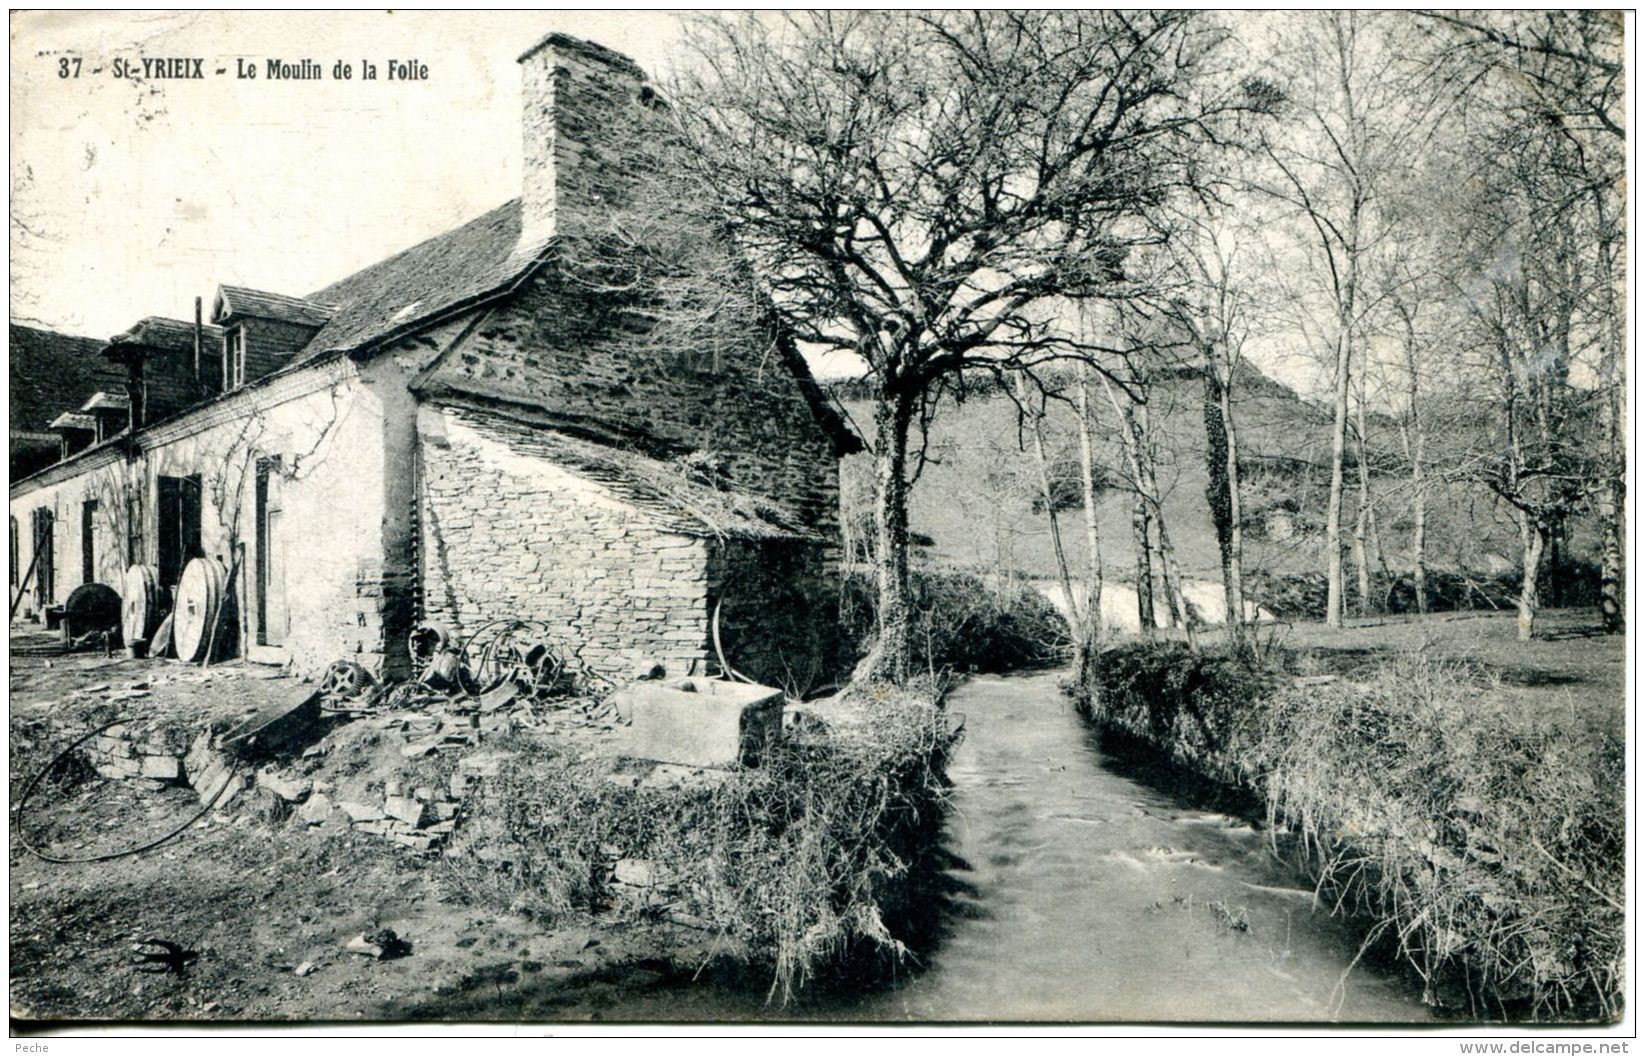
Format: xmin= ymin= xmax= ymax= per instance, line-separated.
xmin=173 ymin=557 xmax=226 ymax=663
xmin=120 ymin=563 xmax=161 ymax=645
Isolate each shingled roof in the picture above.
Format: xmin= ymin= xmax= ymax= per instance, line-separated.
xmin=214 ymin=286 xmax=335 ymax=328
xmin=297 ymin=199 xmax=545 ymax=364
xmin=8 ymin=323 xmax=126 ymax=436
xmin=109 ymin=316 xmax=225 ymax=354
xmin=447 ymin=407 xmax=816 ymax=542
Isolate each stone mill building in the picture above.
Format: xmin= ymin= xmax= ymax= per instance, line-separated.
xmin=8 ymin=32 xmax=860 ymax=683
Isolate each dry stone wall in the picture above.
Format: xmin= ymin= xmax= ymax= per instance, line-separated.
xmin=418 ymin=406 xmax=713 ymax=681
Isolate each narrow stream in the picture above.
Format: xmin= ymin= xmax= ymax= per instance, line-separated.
xmin=560 ymin=671 xmax=1434 ymax=1023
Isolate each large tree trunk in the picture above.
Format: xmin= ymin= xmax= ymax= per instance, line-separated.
xmin=1325 ymin=324 xmax=1352 ymax=628
xmin=1517 ymin=510 xmax=1547 ymax=642
xmin=1351 ymin=381 xmax=1373 ymax=617
xmin=1410 ymin=456 xmax=1428 ymax=617
xmin=1077 ymin=372 xmax=1104 ymax=674
xmin=1020 ymin=377 xmax=1082 ymax=668
xmin=1599 ymin=382 xmax=1625 ymax=632
xmin=859 ymin=393 xmax=915 ymax=683
xmin=1095 ymin=368 xmax=1195 ymax=643
xmin=1203 ymin=362 xmax=1249 ymax=656
xmin=1592 ymin=186 xmax=1626 ymax=633
xmin=1153 ymin=513 xmax=1196 ymax=648
xmin=1133 ymin=495 xmax=1156 ymax=638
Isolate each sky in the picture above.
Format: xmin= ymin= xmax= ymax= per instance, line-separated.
xmin=9 ymin=10 xmax=1332 ymax=391
xmin=10 ymin=11 xmax=695 ymax=338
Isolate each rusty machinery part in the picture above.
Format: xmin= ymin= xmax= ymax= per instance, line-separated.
xmin=318 ymin=659 xmax=377 ymax=699
xmin=121 ymin=563 xmax=162 ymax=645
xmin=173 ymin=558 xmax=227 ymax=664
xmin=711 ymin=599 xmax=756 ymax=685
xmin=406 ymin=623 xmax=448 ymax=679
xmin=456 ymin=619 xmax=572 ymax=697
xmin=382 ymin=680 xmax=451 ymax=711
xmin=421 ymin=648 xmax=468 ymax=693
xmin=15 ymin=718 xmax=240 ymax=865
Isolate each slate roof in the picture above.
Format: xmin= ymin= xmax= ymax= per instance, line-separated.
xmin=214 ymin=286 xmax=335 ymax=328
xmin=48 ymin=412 xmax=96 ymax=432
xmin=299 ymin=199 xmax=546 ymax=364
xmin=447 ymin=407 xmax=816 ymax=542
xmin=109 ymin=316 xmax=225 ymax=354
xmin=8 ymin=323 xmax=126 ymax=436
xmin=81 ymin=392 xmax=130 ymax=412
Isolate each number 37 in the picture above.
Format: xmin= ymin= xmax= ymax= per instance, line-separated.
xmin=58 ymin=57 xmax=81 ymax=78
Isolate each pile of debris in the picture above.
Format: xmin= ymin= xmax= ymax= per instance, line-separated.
xmin=21 ymin=615 xmax=790 ymax=866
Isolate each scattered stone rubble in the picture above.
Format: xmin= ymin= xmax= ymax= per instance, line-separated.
xmin=39 ymin=627 xmax=797 ymax=865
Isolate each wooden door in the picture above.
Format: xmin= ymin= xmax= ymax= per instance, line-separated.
xmin=255 ymin=460 xmax=287 ymax=646
xmin=157 ymin=475 xmax=202 ymax=596
xmin=81 ymin=498 xmax=98 ymax=584
xmin=31 ymin=508 xmax=54 ymax=607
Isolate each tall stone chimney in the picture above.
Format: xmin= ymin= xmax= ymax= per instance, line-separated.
xmin=517 ymin=32 xmax=653 ymax=254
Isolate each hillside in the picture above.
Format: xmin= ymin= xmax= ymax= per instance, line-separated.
xmin=829 ymin=363 xmax=1558 ymax=591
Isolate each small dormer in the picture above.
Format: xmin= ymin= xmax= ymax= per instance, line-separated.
xmin=104 ymin=315 xmax=226 ymax=430
xmin=79 ymin=392 xmax=130 ymax=443
xmin=49 ymin=412 xmax=98 ymax=459
xmin=211 ymin=286 xmax=334 ymax=391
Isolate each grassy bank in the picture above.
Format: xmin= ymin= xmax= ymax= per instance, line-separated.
xmin=1074 ymin=625 xmax=1624 ymax=1021
xmin=447 ymin=679 xmax=960 ymax=1003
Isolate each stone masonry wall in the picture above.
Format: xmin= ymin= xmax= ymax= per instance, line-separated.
xmin=425 ymin=271 xmax=845 ymax=544
xmin=418 ymin=406 xmax=713 ymax=681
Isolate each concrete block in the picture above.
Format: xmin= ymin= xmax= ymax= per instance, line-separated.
xmin=456 ymin=751 xmax=517 ymax=778
xmin=338 ymin=799 xmax=384 ymax=822
xmin=95 ymin=758 xmax=142 ymax=780
xmin=618 ymin=680 xmax=784 ymax=769
xmin=389 ymin=832 xmax=436 ymax=852
xmin=384 ymin=796 xmax=430 ymax=827
xmin=140 ymin=755 xmax=181 ymax=781
xmin=298 ymin=793 xmax=334 ymax=824
xmin=256 ymin=770 xmax=313 ymax=802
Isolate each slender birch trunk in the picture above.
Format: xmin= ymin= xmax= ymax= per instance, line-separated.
xmin=1077 ymin=371 xmax=1104 ymax=670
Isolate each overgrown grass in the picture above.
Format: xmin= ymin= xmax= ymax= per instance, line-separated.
xmin=1077 ymin=644 xmax=1624 ymax=1021
xmin=444 ymin=678 xmax=959 ymax=1003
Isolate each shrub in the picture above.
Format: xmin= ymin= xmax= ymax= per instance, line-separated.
xmin=841 ymin=568 xmax=1067 ymax=674
xmin=1075 ymin=641 xmax=1275 ymax=783
xmin=446 ymin=679 xmax=959 ymax=1003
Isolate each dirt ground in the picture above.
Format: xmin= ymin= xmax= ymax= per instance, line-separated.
xmin=7 ymin=633 xmax=716 ymax=1026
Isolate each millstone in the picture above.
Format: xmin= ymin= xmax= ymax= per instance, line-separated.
xmin=173 ymin=557 xmax=226 ymax=663
xmin=120 ymin=563 xmax=161 ymax=645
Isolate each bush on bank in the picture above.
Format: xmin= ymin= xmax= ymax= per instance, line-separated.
xmin=841 ymin=568 xmax=1067 ymax=675
xmin=445 ymin=678 xmax=959 ymax=1003
xmin=1077 ymin=643 xmax=1624 ymax=1021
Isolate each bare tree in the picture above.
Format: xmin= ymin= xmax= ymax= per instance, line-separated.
xmin=669 ymin=11 xmax=1268 ymax=680
xmin=1443 ymin=113 xmax=1608 ymax=641
xmin=1418 ymin=9 xmax=1625 ymax=631
xmin=1148 ymin=209 xmax=1257 ymax=654
xmin=1253 ymin=12 xmax=1439 ymax=628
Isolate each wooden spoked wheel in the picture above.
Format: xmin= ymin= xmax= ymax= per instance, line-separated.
xmin=120 ymin=563 xmax=161 ymax=645
xmin=173 ymin=558 xmax=226 ymax=663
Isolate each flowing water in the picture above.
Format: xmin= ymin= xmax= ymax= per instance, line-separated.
xmin=524 ymin=672 xmax=1434 ymax=1023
